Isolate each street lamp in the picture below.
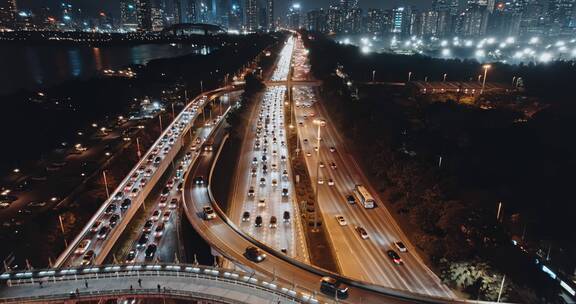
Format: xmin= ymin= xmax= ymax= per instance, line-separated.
xmin=312 ymin=118 xmax=326 ymax=232
xmin=481 ymin=64 xmax=491 ymax=94
xmin=443 ymin=73 xmax=447 ymax=82
xmin=408 ymin=71 xmax=412 ymax=82
xmin=372 ymin=70 xmax=376 ymax=83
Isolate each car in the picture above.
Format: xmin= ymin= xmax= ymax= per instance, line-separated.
xmin=121 ymin=198 xmax=132 ymax=210
xmin=328 ymin=179 xmax=335 ymax=186
xmin=124 ymin=183 xmax=134 ymax=192
xmin=271 ymin=163 xmax=277 ymax=171
xmin=303 ymin=139 xmax=309 ymax=144
xmin=166 ymin=179 xmax=174 ymax=189
xmin=283 ymin=211 xmax=290 ymax=223
xmin=130 ymin=188 xmax=139 ymax=197
xmin=395 ymin=241 xmax=408 ymax=253
xmin=355 ymin=226 xmax=369 ymax=239
xmin=282 ymin=170 xmax=289 ymax=180
xmin=105 ymin=203 xmax=117 ymax=215
xmin=259 ymin=177 xmax=266 ymax=186
xmin=244 ymin=246 xmax=266 ymax=263
xmin=269 ymin=216 xmax=278 ymax=228
xmin=251 ymin=167 xmax=257 ymax=177
xmin=255 ymin=216 xmax=263 ymax=227
xmin=109 ymin=214 xmax=120 ymax=227
xmin=143 ymin=220 xmax=154 ymax=233
xmin=75 ymin=239 xmax=91 ymax=255
xmin=140 ymin=178 xmax=148 ymax=187
xmin=113 ymin=192 xmax=123 ymax=201
xmin=158 ymin=198 xmax=167 ymax=208
xmin=145 ymin=244 xmax=157 ymax=259
xmin=242 ymin=211 xmax=251 ymax=222
xmin=271 ymin=179 xmax=278 ymax=187
xmin=319 ymin=161 xmax=325 ymax=168
xmin=194 ymin=176 xmax=204 ymax=185
xmin=257 ymin=198 xmax=266 ymax=207
xmin=89 ymin=221 xmax=102 ymax=234
xmin=169 ymin=198 xmax=178 ymax=209
xmin=137 ymin=233 xmax=149 ymax=247
xmin=125 ymin=250 xmax=136 ymax=263
xmin=318 ymin=177 xmax=324 ymax=184
xmin=144 ymin=169 xmax=153 ymax=177
xmin=387 ymin=250 xmax=403 ymax=265
xmin=314 ymin=146 xmax=319 ymax=152
xmin=130 ymin=172 xmax=139 ymax=182
xmin=330 ymin=162 xmax=337 ymax=169
xmin=161 ymin=187 xmax=170 ymax=196
xmin=81 ymin=250 xmax=95 ymax=266
xmin=280 ymin=155 xmax=286 ymax=162
xmin=252 ymin=157 xmax=258 ymax=165
xmin=203 ymin=206 xmax=216 ymax=220
xmin=336 ymin=215 xmax=347 ymax=226
xmin=154 ymin=222 xmax=165 ymax=238
xmin=281 ymin=188 xmax=289 ymax=197
xmin=150 ymin=210 xmax=161 ymax=221
xmin=177 ymin=182 xmax=183 ymax=192
xmin=329 ymin=147 xmax=336 ymax=153
xmin=97 ymin=226 xmax=109 ymax=239
xmin=306 ymin=152 xmax=311 ymax=157
xmin=320 ymin=277 xmax=349 ymax=299
xmin=346 ymin=195 xmax=355 ymax=204
xmin=247 ymin=187 xmax=255 ymax=197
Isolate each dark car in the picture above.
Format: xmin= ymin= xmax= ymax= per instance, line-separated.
xmin=145 ymin=244 xmax=157 ymax=259
xmin=255 ymin=215 xmax=263 ymax=227
xmin=244 ymin=246 xmax=266 ymax=263
xmin=346 ymin=195 xmax=355 ymax=204
xmin=121 ymin=198 xmax=131 ymax=210
xmin=137 ymin=233 xmax=149 ymax=247
xmin=105 ymin=203 xmax=116 ymax=215
xmin=125 ymin=250 xmax=136 ymax=263
xmin=320 ymin=277 xmax=349 ymax=299
xmin=143 ymin=220 xmax=153 ymax=233
xmin=194 ymin=176 xmax=205 ymax=185
xmin=283 ymin=211 xmax=290 ymax=222
xmin=109 ymin=214 xmax=120 ymax=227
xmin=97 ymin=226 xmax=109 ymax=240
xmin=387 ymin=250 xmax=403 ymax=265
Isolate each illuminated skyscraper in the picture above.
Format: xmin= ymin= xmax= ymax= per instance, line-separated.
xmin=137 ymin=0 xmax=153 ymax=31
xmin=0 ymin=0 xmax=17 ymax=30
xmin=244 ymin=0 xmax=257 ymax=31
xmin=267 ymin=0 xmax=274 ymax=31
xmin=120 ymin=0 xmax=139 ymax=30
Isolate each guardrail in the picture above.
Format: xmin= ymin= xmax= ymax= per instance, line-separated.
xmin=55 ymin=86 xmax=234 ymax=267
xmin=0 ymin=264 xmax=314 ymax=304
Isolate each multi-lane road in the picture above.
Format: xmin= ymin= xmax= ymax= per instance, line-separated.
xmin=290 ymin=35 xmax=453 ymax=297
xmin=227 ymin=36 xmax=308 ymax=262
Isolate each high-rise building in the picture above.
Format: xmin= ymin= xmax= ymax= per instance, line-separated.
xmin=137 ymin=0 xmax=153 ymax=31
xmin=185 ymin=0 xmax=196 ymax=22
xmin=547 ymin=0 xmax=575 ymax=36
xmin=120 ymin=0 xmax=139 ymax=30
xmin=457 ymin=3 xmax=489 ymax=36
xmin=520 ymin=0 xmax=546 ymax=36
xmin=307 ymin=9 xmax=327 ymax=32
xmin=287 ymin=3 xmax=301 ymax=29
xmin=151 ymin=5 xmax=165 ymax=31
xmin=433 ymin=0 xmax=459 ymax=36
xmin=267 ymin=0 xmax=274 ymax=31
xmin=420 ymin=10 xmax=439 ymax=37
xmin=366 ymin=8 xmax=385 ymax=35
xmin=0 ymin=0 xmax=17 ymax=30
xmin=488 ymin=1 xmax=524 ymax=37
xmin=392 ymin=7 xmax=411 ymax=38
xmin=244 ymin=0 xmax=257 ymax=31
xmin=228 ymin=2 xmax=242 ymax=30
xmin=348 ymin=7 xmax=363 ymax=33
xmin=198 ymin=1 xmax=210 ymax=23
xmin=327 ymin=5 xmax=342 ymax=33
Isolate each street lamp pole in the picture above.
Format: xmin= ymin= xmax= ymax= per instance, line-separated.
xmin=481 ymin=64 xmax=491 ymax=94
xmin=443 ymin=73 xmax=447 ymax=82
xmin=372 ymin=70 xmax=376 ymax=83
xmin=102 ymin=170 xmax=110 ymax=198
xmin=408 ymin=71 xmax=412 ymax=82
xmin=312 ymin=119 xmax=325 ymax=232
xmin=200 ymin=80 xmax=203 ymax=93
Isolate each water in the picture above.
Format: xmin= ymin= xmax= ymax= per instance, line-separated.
xmin=0 ymin=43 xmax=211 ymax=95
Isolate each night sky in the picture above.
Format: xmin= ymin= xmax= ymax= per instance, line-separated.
xmin=17 ymin=0 xmax=435 ymax=19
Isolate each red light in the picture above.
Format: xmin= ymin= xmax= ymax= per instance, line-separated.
xmin=99 ymin=12 xmax=106 ymax=17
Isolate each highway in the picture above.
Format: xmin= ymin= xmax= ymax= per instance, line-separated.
xmin=290 ymin=36 xmax=453 ymax=297
xmin=55 ymin=87 xmax=237 ymax=268
xmin=227 ymin=36 xmax=308 ymax=262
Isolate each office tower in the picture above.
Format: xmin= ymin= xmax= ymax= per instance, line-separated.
xmin=547 ymin=0 xmax=575 ymax=36
xmin=174 ymin=0 xmax=182 ymax=23
xmin=228 ymin=2 xmax=241 ymax=30
xmin=327 ymin=5 xmax=342 ymax=33
xmin=307 ymin=9 xmax=327 ymax=32
xmin=120 ymin=0 xmax=139 ymax=30
xmin=184 ymin=0 xmax=196 ymax=22
xmin=488 ymin=1 xmax=524 ymax=37
xmin=458 ymin=3 xmax=489 ymax=36
xmin=287 ymin=3 xmax=301 ymax=29
xmin=366 ymin=8 xmax=385 ymax=35
xmin=151 ymin=5 xmax=164 ymax=31
xmin=244 ymin=0 xmax=257 ymax=31
xmin=137 ymin=0 xmax=153 ymax=31
xmin=348 ymin=7 xmax=363 ymax=33
xmin=198 ymin=1 xmax=209 ymax=23
xmin=267 ymin=0 xmax=274 ymax=31
xmin=0 ymin=0 xmax=17 ymax=30
xmin=392 ymin=7 xmax=411 ymax=38
xmin=519 ymin=0 xmax=545 ymax=36
xmin=420 ymin=10 xmax=439 ymax=37
xmin=433 ymin=0 xmax=459 ymax=37
xmin=258 ymin=5 xmax=266 ymax=29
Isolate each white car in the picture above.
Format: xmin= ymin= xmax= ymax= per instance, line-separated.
xmin=328 ymin=179 xmax=335 ymax=186
xmin=395 ymin=241 xmax=408 ymax=253
xmin=335 ymin=215 xmax=347 ymax=226
xmin=75 ymin=239 xmax=91 ymax=255
xmin=318 ymin=177 xmax=324 ymax=184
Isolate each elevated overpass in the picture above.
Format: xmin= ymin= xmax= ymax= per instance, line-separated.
xmin=0 ymin=264 xmax=311 ymax=304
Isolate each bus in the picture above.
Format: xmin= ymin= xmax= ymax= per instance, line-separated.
xmin=354 ymin=185 xmax=375 ymax=209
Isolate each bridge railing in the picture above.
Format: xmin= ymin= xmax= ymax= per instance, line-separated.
xmin=0 ymin=264 xmax=318 ymax=304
